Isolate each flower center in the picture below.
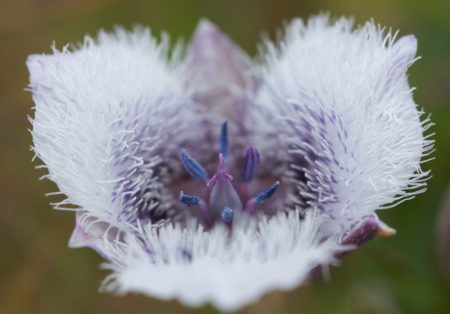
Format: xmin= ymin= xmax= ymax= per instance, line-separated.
xmin=178 ymin=121 xmax=280 ymax=228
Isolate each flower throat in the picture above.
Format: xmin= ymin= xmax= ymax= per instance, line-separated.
xmin=178 ymin=121 xmax=280 ymax=228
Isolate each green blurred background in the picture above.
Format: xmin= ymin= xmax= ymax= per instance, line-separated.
xmin=1 ymin=0 xmax=449 ymax=313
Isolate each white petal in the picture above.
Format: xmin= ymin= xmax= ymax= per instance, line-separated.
xmin=68 ymin=211 xmax=122 ymax=258
xmin=185 ymin=19 xmax=255 ymax=114
xmin=183 ymin=20 xmax=257 ymax=162
xmin=101 ymin=211 xmax=348 ymax=312
xmin=28 ymin=28 xmax=187 ymax=227
xmin=257 ymin=15 xmax=433 ymax=233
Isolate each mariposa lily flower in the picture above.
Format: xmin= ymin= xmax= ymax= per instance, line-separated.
xmin=27 ymin=15 xmax=433 ymax=312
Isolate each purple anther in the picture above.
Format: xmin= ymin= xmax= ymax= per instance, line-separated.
xmin=242 ymin=147 xmax=260 ymax=182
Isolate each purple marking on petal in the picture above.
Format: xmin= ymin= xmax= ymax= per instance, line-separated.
xmin=285 ymin=106 xmax=343 ymax=212
xmin=242 ymin=147 xmax=260 ymax=182
xmin=179 ymin=248 xmax=192 ymax=262
xmin=342 ymin=219 xmax=379 ymax=247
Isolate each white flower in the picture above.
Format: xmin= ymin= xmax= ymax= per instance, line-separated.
xmin=27 ymin=15 xmax=432 ymax=312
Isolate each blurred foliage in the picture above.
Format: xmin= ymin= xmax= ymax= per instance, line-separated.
xmin=1 ymin=0 xmax=449 ymax=313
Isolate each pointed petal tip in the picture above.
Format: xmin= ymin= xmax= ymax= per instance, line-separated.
xmin=68 ymin=227 xmax=84 ymax=248
xmin=195 ymin=18 xmax=220 ymax=35
xmin=190 ymin=18 xmax=229 ymax=50
xmin=186 ymin=18 xmax=253 ymax=95
xmin=197 ymin=17 xmax=217 ymax=32
xmin=68 ymin=223 xmax=94 ymax=249
xmin=376 ymin=221 xmax=396 ymax=237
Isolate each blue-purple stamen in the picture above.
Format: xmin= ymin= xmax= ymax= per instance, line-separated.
xmin=221 ymin=207 xmax=233 ymax=224
xmin=179 ymin=191 xmax=200 ymax=207
xmin=242 ymin=147 xmax=260 ymax=182
xmin=220 ymin=121 xmax=228 ymax=159
xmin=180 ymin=149 xmax=208 ymax=182
xmin=255 ymin=181 xmax=280 ymax=203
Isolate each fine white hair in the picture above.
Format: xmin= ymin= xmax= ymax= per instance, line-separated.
xmin=27 ymin=15 xmax=432 ymax=311
xmin=256 ymin=15 xmax=433 ymax=233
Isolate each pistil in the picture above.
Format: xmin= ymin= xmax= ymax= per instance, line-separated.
xmin=208 ymin=154 xmax=243 ymax=216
